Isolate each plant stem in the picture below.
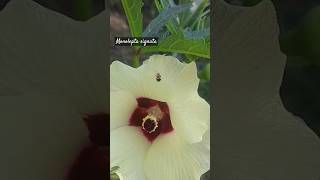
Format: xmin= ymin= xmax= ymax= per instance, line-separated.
xmin=132 ymin=47 xmax=141 ymax=68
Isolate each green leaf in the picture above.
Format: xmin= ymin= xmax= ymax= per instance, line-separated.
xmin=158 ymin=30 xmax=171 ymax=43
xmin=154 ymin=0 xmax=163 ymax=11
xmin=154 ymin=0 xmax=179 ymax=34
xmin=121 ymin=0 xmax=143 ymax=37
xmin=179 ymin=0 xmax=193 ymax=4
xmin=142 ymin=4 xmax=191 ymax=37
xmin=142 ymin=34 xmax=210 ymax=58
xmin=160 ymin=0 xmax=175 ymax=7
xmin=199 ymin=63 xmax=210 ymax=81
xmin=184 ymin=54 xmax=199 ymax=62
xmin=178 ymin=0 xmax=193 ymax=25
xmin=199 ymin=79 xmax=209 ymax=101
xmin=183 ymin=0 xmax=209 ymax=28
xmin=183 ymin=28 xmax=210 ymax=40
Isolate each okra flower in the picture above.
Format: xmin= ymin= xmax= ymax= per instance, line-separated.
xmin=110 ymin=55 xmax=210 ymax=180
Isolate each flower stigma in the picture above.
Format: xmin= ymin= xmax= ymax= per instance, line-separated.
xmin=142 ymin=114 xmax=159 ymax=133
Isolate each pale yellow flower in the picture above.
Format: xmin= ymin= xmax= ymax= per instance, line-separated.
xmin=110 ymin=55 xmax=210 ymax=180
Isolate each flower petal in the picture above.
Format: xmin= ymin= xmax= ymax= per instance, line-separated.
xmin=169 ymin=93 xmax=210 ymax=143
xmin=0 ymin=94 xmax=88 ymax=180
xmin=202 ymin=129 xmax=210 ymax=151
xmin=110 ymin=126 xmax=150 ymax=180
xmin=144 ymin=132 xmax=209 ymax=180
xmin=213 ymin=0 xmax=320 ymax=178
xmin=172 ymin=60 xmax=199 ymax=100
xmin=139 ymin=55 xmax=199 ymax=102
xmin=111 ymin=55 xmax=200 ymax=103
xmin=0 ymin=0 xmax=108 ymax=113
xmin=110 ymin=61 xmax=144 ymax=96
xmin=110 ymin=91 xmax=137 ymax=130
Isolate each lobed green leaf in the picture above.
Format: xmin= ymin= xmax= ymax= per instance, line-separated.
xmin=121 ymin=0 xmax=143 ymax=37
xmin=142 ymin=4 xmax=191 ymax=37
xmin=154 ymin=0 xmax=179 ymax=34
xmin=142 ymin=34 xmax=210 ymax=58
xmin=183 ymin=28 xmax=210 ymax=40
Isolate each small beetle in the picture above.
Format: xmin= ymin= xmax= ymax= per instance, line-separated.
xmin=156 ymin=73 xmax=161 ymax=82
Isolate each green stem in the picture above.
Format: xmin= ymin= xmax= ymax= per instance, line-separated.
xmin=132 ymin=48 xmax=141 ymax=68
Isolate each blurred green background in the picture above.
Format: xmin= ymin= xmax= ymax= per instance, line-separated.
xmin=0 ymin=0 xmax=319 ymax=137
xmin=226 ymin=0 xmax=320 ymax=137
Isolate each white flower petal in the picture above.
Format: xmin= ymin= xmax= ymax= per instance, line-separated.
xmin=170 ymin=94 xmax=210 ymax=143
xmin=110 ymin=61 xmax=144 ymax=96
xmin=213 ymin=0 xmax=320 ymax=178
xmin=110 ymin=91 xmax=137 ymax=130
xmin=196 ymin=131 xmax=210 ymax=176
xmin=0 ymin=0 xmax=108 ymax=113
xmin=140 ymin=55 xmax=199 ymax=102
xmin=201 ymin=129 xmax=210 ymax=151
xmin=144 ymin=132 xmax=209 ymax=180
xmin=139 ymin=55 xmax=184 ymax=101
xmin=111 ymin=55 xmax=200 ymax=102
xmin=0 ymin=94 xmax=88 ymax=180
xmin=172 ymin=60 xmax=199 ymax=100
xmin=110 ymin=126 xmax=150 ymax=180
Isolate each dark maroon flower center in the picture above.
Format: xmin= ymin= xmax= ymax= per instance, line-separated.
xmin=67 ymin=113 xmax=109 ymax=180
xmin=129 ymin=97 xmax=174 ymax=142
